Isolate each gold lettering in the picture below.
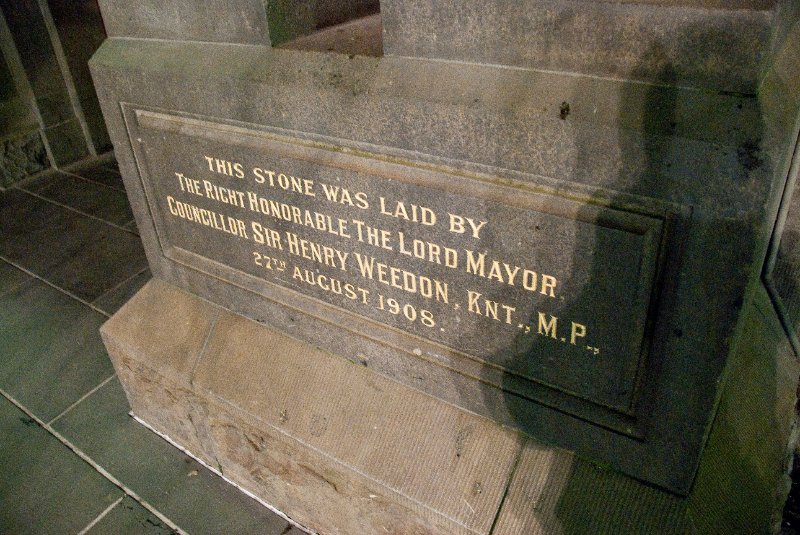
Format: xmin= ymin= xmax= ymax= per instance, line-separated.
xmin=570 ymin=322 xmax=587 ymax=345
xmin=353 ymin=253 xmax=448 ymax=303
xmin=538 ymin=313 xmax=558 ymax=338
xmin=448 ymin=213 xmax=487 ymax=238
xmin=285 ymin=232 xmax=348 ymax=270
xmin=379 ymin=197 xmax=436 ymax=225
xmin=320 ymin=183 xmax=369 ymax=209
xmin=466 ymin=291 xmax=516 ymax=324
xmin=292 ymin=267 xmax=369 ymax=304
xmin=165 ymin=196 xmax=248 ymax=239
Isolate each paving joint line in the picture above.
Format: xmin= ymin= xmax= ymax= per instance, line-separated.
xmin=0 ymin=256 xmax=112 ymax=319
xmin=76 ymin=495 xmax=124 ymax=535
xmin=58 ymin=168 xmax=128 ymax=194
xmin=91 ymin=266 xmax=150 ymax=309
xmin=11 ymin=186 xmax=139 ymax=236
xmin=0 ymin=386 xmax=187 ymax=535
xmin=132 ymin=413 xmax=312 ymax=534
xmin=0 ymin=259 xmax=35 ymax=297
xmin=47 ymin=374 xmax=117 ymax=426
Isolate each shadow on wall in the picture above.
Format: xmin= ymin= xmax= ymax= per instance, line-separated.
xmin=468 ymin=19 xmax=782 ymax=533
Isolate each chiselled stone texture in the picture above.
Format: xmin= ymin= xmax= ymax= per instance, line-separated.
xmin=96 ymin=0 xmax=272 ymax=44
xmin=196 ymin=312 xmax=521 ymax=535
xmin=266 ymin=0 xmax=379 ymax=46
xmin=97 ymin=0 xmax=379 ymax=46
xmin=0 ymin=130 xmax=47 ymax=188
xmin=279 ymin=12 xmax=382 ymax=57
xmin=103 ymin=277 xmax=800 ymax=534
xmin=103 ymin=279 xmax=523 ymax=535
xmin=100 ymin=280 xmax=221 ymax=467
xmin=492 ymin=441 xmax=690 ymax=535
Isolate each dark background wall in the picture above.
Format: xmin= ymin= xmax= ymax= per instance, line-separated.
xmin=0 ymin=0 xmax=110 ymax=188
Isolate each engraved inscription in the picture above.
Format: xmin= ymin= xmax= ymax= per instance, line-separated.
xmin=132 ymin=110 xmax=666 ymax=414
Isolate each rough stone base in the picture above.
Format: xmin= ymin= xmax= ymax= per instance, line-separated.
xmin=0 ymin=130 xmax=48 ymax=189
xmin=101 ymin=279 xmax=798 ymax=534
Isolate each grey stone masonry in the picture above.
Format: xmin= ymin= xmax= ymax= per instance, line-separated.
xmin=91 ymin=1 xmax=800 ymax=532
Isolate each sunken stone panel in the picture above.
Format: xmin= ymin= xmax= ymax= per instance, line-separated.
xmin=127 ymin=107 xmax=673 ymax=426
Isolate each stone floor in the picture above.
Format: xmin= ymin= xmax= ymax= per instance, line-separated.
xmin=0 ymin=153 xmax=304 ymax=534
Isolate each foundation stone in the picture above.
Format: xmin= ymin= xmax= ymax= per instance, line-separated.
xmin=94 ymin=1 xmax=800 ymax=532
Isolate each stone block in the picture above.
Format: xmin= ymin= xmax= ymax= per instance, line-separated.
xmin=97 ymin=0 xmax=379 ymax=46
xmin=0 ymin=129 xmax=47 ymax=188
xmin=43 ymin=119 xmax=89 ymax=167
xmin=103 ymin=280 xmax=525 ymax=534
xmin=196 ymin=312 xmax=522 ymax=534
xmin=381 ymin=1 xmax=773 ymax=93
xmin=267 ymin=0 xmax=379 ymax=46
xmin=100 ymin=279 xmax=220 ymax=465
xmin=492 ymin=441 xmax=689 ymax=534
xmin=89 ymin=34 xmax=777 ymax=492
xmin=96 ymin=0 xmax=271 ymax=44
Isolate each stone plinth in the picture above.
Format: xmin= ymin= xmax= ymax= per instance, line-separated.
xmin=103 ymin=278 xmax=799 ymax=534
xmin=91 ymin=0 xmax=800 ymax=532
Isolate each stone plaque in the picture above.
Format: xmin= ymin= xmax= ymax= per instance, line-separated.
xmin=90 ymin=0 xmax=800 ymax=510
xmin=127 ymin=107 xmax=677 ymax=435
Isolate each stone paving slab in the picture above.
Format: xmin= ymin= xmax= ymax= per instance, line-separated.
xmin=0 ymin=275 xmax=114 ymax=422
xmin=0 ymin=156 xmax=296 ymax=534
xmin=0 ymin=188 xmax=147 ymax=301
xmin=0 ymin=395 xmax=122 ymax=533
xmin=20 ymin=169 xmax=134 ymax=226
xmin=85 ymin=496 xmax=175 ymax=535
xmin=92 ymin=268 xmax=152 ymax=315
xmin=53 ymin=377 xmax=291 ymax=535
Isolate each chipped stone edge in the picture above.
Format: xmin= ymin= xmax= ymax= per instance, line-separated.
xmin=130 ymin=411 xmax=317 ymax=535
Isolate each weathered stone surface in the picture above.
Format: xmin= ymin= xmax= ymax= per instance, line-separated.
xmin=381 ymin=1 xmax=773 ymax=94
xmin=687 ymin=285 xmax=800 ymax=534
xmin=103 ymin=279 xmax=524 ymax=534
xmin=92 ymin=0 xmax=800 ymax=526
xmin=279 ymin=12 xmax=382 ymax=57
xmin=90 ymin=32 xmax=778 ymax=492
xmin=100 ymin=279 xmax=220 ymax=465
xmin=196 ymin=311 xmax=522 ymax=535
xmin=100 ymin=278 xmax=217 ymax=384
xmin=0 ymin=130 xmax=47 ymax=188
xmin=267 ymin=0 xmax=379 ymax=46
xmin=763 ymin=8 xmax=800 ymax=354
xmin=97 ymin=0 xmax=379 ymax=46
xmin=48 ymin=0 xmax=112 ymax=152
xmin=96 ymin=0 xmax=271 ymax=44
xmin=492 ymin=441 xmax=689 ymax=534
xmin=103 ymin=275 xmax=800 ymax=534
xmin=106 ymin=341 xmax=219 ymax=468
xmin=0 ymin=0 xmax=91 ymax=167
